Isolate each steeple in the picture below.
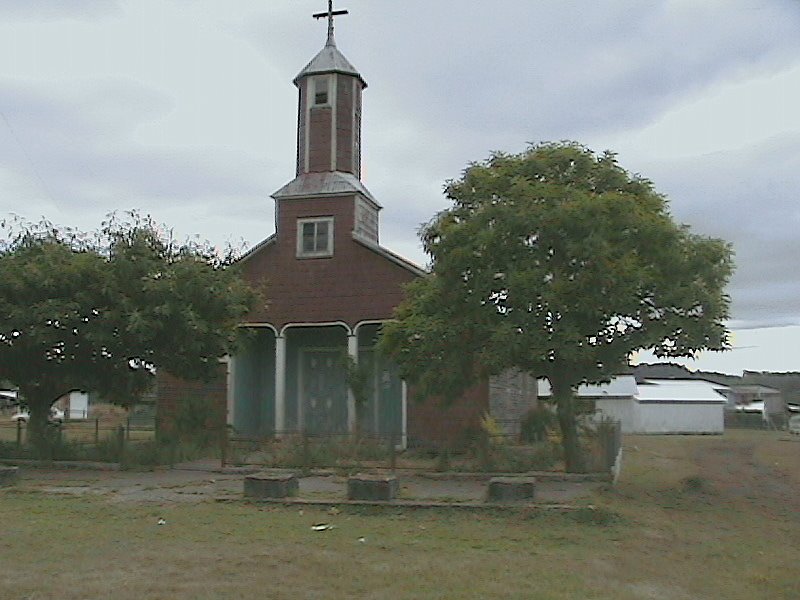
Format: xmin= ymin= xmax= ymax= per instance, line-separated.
xmin=315 ymin=0 xmax=345 ymax=48
xmin=272 ymin=3 xmax=380 ymax=248
xmin=292 ymin=1 xmax=366 ymax=178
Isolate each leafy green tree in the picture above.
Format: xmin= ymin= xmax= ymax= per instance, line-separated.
xmin=380 ymin=142 xmax=733 ymax=471
xmin=0 ymin=213 xmax=255 ymax=452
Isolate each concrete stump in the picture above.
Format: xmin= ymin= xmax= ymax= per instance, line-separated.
xmin=0 ymin=465 xmax=19 ymax=487
xmin=487 ymin=477 xmax=536 ymax=503
xmin=347 ymin=473 xmax=399 ymax=502
xmin=244 ymin=471 xmax=299 ymax=499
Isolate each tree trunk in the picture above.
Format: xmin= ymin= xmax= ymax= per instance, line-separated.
xmin=20 ymin=388 xmax=56 ymax=459
xmin=550 ymin=372 xmax=586 ymax=473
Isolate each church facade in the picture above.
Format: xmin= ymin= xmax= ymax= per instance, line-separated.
xmin=158 ymin=11 xmax=535 ymax=448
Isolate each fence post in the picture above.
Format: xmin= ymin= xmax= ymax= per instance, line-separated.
xmin=16 ymin=419 xmax=22 ymax=448
xmin=126 ymin=417 xmax=131 ymax=441
xmin=116 ymin=425 xmax=125 ymax=466
xmin=94 ymin=418 xmax=100 ymax=446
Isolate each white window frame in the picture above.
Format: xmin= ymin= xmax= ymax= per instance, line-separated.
xmin=297 ymin=217 xmax=334 ymax=258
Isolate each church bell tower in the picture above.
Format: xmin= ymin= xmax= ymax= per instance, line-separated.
xmin=293 ymin=2 xmax=367 ymax=177
xmin=272 ymin=1 xmax=380 ymax=247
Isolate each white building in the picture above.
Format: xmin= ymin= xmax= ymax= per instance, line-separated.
xmin=538 ymin=376 xmax=728 ymax=434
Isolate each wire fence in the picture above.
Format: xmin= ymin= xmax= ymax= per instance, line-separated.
xmin=0 ymin=410 xmax=621 ymax=475
xmin=0 ymin=417 xmax=156 ymax=463
xmin=223 ymin=422 xmax=621 ymax=475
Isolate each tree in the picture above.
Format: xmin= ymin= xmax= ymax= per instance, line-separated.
xmin=0 ymin=213 xmax=255 ymax=452
xmin=380 ymin=142 xmax=733 ymax=471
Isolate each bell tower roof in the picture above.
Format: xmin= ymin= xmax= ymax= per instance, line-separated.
xmin=293 ymin=42 xmax=366 ymax=88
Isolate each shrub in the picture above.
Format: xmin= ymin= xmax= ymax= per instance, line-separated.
xmin=520 ymin=406 xmax=555 ymax=443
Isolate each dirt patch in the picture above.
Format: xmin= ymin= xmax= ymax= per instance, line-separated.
xmin=13 ymin=465 xmax=602 ymax=506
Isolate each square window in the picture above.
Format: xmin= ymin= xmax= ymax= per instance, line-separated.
xmin=297 ymin=217 xmax=334 ymax=258
xmin=314 ymin=76 xmax=329 ymax=105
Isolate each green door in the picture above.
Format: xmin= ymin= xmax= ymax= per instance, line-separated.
xmin=299 ymin=349 xmax=348 ymax=434
xmin=358 ymin=349 xmax=403 ymax=440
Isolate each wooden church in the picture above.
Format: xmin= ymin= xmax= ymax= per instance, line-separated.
xmin=157 ymin=5 xmax=536 ymax=448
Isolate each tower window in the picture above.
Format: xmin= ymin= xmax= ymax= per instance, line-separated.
xmin=313 ymin=76 xmax=329 ymax=105
xmin=297 ymin=217 xmax=334 ymax=258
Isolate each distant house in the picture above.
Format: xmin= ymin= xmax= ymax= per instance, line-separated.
xmin=62 ymin=390 xmax=90 ymax=420
xmin=0 ymin=389 xmax=17 ymax=410
xmin=721 ymin=384 xmax=785 ymax=428
xmin=538 ymin=376 xmax=728 ymax=434
xmin=721 ymin=384 xmax=782 ymax=413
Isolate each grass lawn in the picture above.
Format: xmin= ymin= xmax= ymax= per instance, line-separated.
xmin=1 ymin=429 xmax=799 ymax=599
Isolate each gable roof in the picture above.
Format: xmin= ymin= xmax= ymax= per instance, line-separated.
xmin=637 ymin=379 xmax=728 ymax=403
xmin=352 ymin=234 xmax=427 ymax=277
xmin=236 ymin=234 xmax=276 ymax=264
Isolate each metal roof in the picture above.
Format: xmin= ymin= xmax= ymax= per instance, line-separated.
xmin=272 ymin=171 xmax=380 ymax=206
xmin=637 ymin=379 xmax=728 ymax=403
xmin=727 ymin=384 xmax=781 ymax=395
xmin=537 ymin=375 xmax=638 ymax=398
xmin=294 ymin=38 xmax=366 ymax=87
xmin=537 ymin=375 xmax=728 ymax=403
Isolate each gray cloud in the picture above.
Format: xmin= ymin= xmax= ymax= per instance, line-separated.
xmin=2 ymin=0 xmax=800 ymax=334
xmin=0 ymin=0 xmax=121 ymax=21
xmin=636 ymin=133 xmax=800 ymax=327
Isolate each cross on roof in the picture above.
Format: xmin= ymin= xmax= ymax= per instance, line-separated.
xmin=313 ymin=0 xmax=349 ymax=46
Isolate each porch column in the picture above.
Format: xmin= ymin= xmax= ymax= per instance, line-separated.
xmin=401 ymin=380 xmax=408 ymax=450
xmin=347 ymin=334 xmax=358 ymax=433
xmin=225 ymin=355 xmax=235 ymax=426
xmin=275 ymin=334 xmax=286 ymax=435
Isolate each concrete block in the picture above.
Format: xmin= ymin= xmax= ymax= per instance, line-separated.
xmin=347 ymin=473 xmax=399 ymax=501
xmin=244 ymin=470 xmax=299 ymax=499
xmin=0 ymin=465 xmax=19 ymax=487
xmin=487 ymin=476 xmax=536 ymax=503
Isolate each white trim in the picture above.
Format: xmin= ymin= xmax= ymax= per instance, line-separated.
xmin=330 ymin=73 xmax=337 ymax=171
xmin=351 ymin=234 xmax=427 ymax=276
xmin=303 ymin=78 xmax=310 ymax=173
xmin=237 ymin=234 xmax=276 ymax=265
xmin=351 ymin=76 xmax=357 ymax=175
xmin=353 ymin=320 xmax=389 ymax=334
xmin=225 ymin=355 xmax=235 ymax=427
xmin=401 ymin=379 xmax=408 ymax=450
xmin=347 ymin=334 xmax=358 ymax=434
xmin=275 ymin=335 xmax=286 ymax=435
xmin=296 ymin=216 xmax=334 ymax=258
xmin=280 ymin=321 xmax=352 ymax=336
xmin=239 ymin=322 xmax=279 ymax=335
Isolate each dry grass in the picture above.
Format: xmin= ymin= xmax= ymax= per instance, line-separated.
xmin=1 ymin=429 xmax=799 ymax=599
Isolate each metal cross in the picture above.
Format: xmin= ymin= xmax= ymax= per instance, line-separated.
xmin=312 ymin=0 xmax=348 ymax=44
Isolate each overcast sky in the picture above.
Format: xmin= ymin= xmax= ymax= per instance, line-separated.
xmin=1 ymin=1 xmax=799 ymax=374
